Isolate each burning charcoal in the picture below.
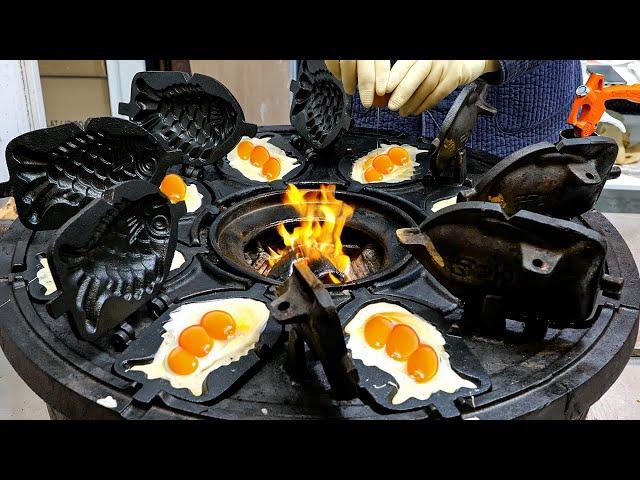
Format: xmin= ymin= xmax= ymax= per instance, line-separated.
xmin=253 ymin=251 xmax=273 ymax=276
xmin=308 ymin=255 xmax=345 ymax=284
xmin=350 ymin=243 xmax=382 ymax=279
xmin=268 ymin=249 xmax=299 ymax=281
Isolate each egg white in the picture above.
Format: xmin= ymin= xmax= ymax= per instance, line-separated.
xmin=129 ymin=298 xmax=269 ymax=396
xmin=36 ymin=258 xmax=57 ymax=296
xmin=351 ymin=144 xmax=428 ymax=184
xmin=228 ymin=136 xmax=300 ymax=182
xmin=170 ymin=250 xmax=186 ymax=272
xmin=431 ymin=195 xmax=457 ymax=212
xmin=183 ymin=183 xmax=203 ymax=213
xmin=345 ymin=302 xmax=476 ymax=405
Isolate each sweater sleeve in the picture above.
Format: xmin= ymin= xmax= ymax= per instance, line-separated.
xmin=482 ymin=60 xmax=550 ymax=85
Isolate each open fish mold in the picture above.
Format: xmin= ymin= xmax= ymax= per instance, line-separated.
xmin=290 ymin=60 xmax=352 ymax=150
xmin=3 ymin=117 xmax=179 ymax=230
xmin=47 ymin=181 xmax=186 ymax=340
xmin=119 ymin=71 xmax=257 ymax=174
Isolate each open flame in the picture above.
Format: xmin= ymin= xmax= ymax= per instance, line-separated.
xmin=267 ymin=184 xmax=354 ymax=283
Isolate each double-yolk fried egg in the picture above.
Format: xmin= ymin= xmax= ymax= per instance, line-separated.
xmin=129 ymin=298 xmax=269 ymax=396
xmin=228 ymin=136 xmax=299 ymax=182
xmin=345 ymin=302 xmax=476 ymax=405
xmin=351 ymin=144 xmax=427 ymax=184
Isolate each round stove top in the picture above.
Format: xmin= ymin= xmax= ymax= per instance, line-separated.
xmin=0 ymin=125 xmax=638 ymax=420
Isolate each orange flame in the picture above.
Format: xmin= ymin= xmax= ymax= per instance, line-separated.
xmin=268 ymin=184 xmax=354 ymax=283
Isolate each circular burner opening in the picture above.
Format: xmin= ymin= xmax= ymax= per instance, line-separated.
xmin=244 ymin=223 xmax=385 ymax=284
xmin=210 ymin=187 xmax=423 ymax=287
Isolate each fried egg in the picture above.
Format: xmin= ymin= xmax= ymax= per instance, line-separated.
xmin=345 ymin=302 xmax=476 ymax=405
xmin=37 ymin=250 xmax=187 ymax=296
xmin=351 ymin=144 xmax=427 ymax=184
xmin=129 ymin=298 xmax=269 ymax=396
xmin=228 ymin=136 xmax=299 ymax=182
xmin=159 ymin=174 xmax=202 ymax=213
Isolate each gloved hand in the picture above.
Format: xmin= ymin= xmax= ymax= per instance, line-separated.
xmin=385 ymin=60 xmax=500 ymax=116
xmin=325 ymin=60 xmax=391 ymax=108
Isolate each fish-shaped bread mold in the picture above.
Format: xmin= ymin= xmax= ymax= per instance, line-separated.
xmin=4 ymin=117 xmax=179 ymax=231
xmin=47 ymin=180 xmax=186 ymax=341
xmin=457 ymin=135 xmax=620 ymax=218
xmin=397 ymin=202 xmax=610 ymax=330
xmin=119 ymin=71 xmax=257 ymax=174
xmin=290 ymin=60 xmax=352 ymax=150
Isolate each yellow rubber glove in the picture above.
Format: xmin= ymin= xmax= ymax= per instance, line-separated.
xmin=325 ymin=60 xmax=391 ymax=108
xmin=385 ymin=60 xmax=500 ymax=116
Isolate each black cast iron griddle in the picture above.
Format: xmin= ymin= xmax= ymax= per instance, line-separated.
xmin=0 ymin=69 xmax=638 ymax=419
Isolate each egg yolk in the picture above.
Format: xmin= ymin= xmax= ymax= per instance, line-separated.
xmin=167 ymin=347 xmax=199 ymax=375
xmin=262 ymin=157 xmax=281 ymax=180
xmin=386 ymin=324 xmax=420 ymax=360
xmin=364 ymin=314 xmax=394 ymax=349
xmin=388 ymin=147 xmax=410 ymax=166
xmin=159 ymin=174 xmax=187 ymax=203
xmin=178 ymin=325 xmax=213 ymax=357
xmin=250 ymin=146 xmax=270 ymax=167
xmin=201 ymin=310 xmax=236 ymax=340
xmin=372 ymin=93 xmax=391 ymax=108
xmin=364 ymin=167 xmax=383 ymax=183
xmin=237 ymin=140 xmax=254 ymax=160
xmin=373 ymin=155 xmax=394 ymax=174
xmin=407 ymin=344 xmax=439 ymax=383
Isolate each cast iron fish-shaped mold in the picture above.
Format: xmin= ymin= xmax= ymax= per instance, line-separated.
xmin=338 ymin=295 xmax=491 ymax=417
xmin=113 ymin=288 xmax=284 ymax=405
xmin=48 ymin=181 xmax=186 ymax=341
xmin=119 ymin=71 xmax=257 ymax=173
xmin=457 ymin=135 xmax=621 ymax=217
xmin=4 ymin=117 xmax=179 ymax=231
xmin=397 ymin=202 xmax=609 ymax=329
xmin=290 ymin=60 xmax=352 ymax=150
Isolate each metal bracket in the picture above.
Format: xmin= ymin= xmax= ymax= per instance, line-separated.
xmin=430 ymin=81 xmax=496 ymax=185
xmin=269 ymin=261 xmax=359 ymax=399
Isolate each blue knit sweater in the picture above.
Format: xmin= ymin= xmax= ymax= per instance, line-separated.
xmin=351 ymin=60 xmax=583 ymax=159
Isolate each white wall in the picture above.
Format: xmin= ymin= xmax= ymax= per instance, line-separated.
xmin=0 ymin=60 xmax=46 ymax=182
